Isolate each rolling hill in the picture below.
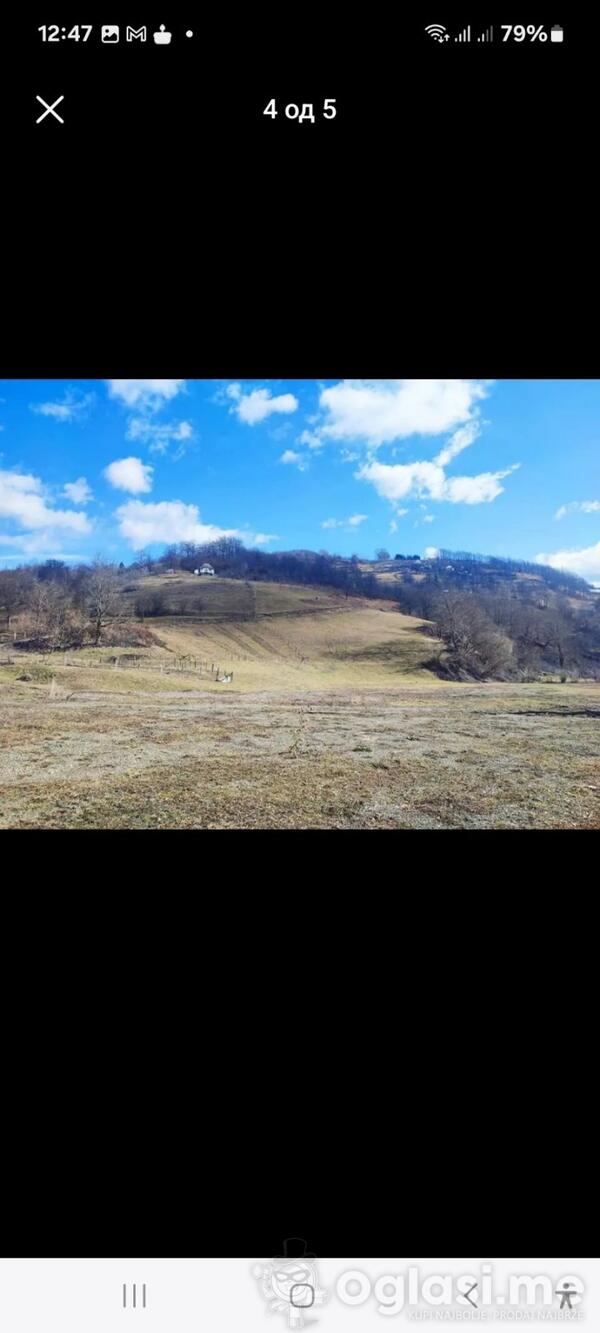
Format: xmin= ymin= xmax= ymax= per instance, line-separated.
xmin=1 ymin=576 xmax=441 ymax=695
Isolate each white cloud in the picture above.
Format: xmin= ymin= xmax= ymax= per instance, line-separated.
xmin=115 ymin=499 xmax=241 ymax=550
xmin=106 ymin=380 xmax=186 ymax=409
xmin=434 ymin=419 xmax=481 ymax=467
xmin=226 ymin=383 xmax=299 ymax=425
xmin=321 ymin=514 xmax=368 ymax=531
xmin=424 ymin=547 xmax=440 ymax=559
xmin=443 ymin=467 xmax=520 ymax=504
xmin=30 ymin=388 xmax=96 ymax=423
xmin=63 ymin=477 xmax=93 ymax=504
xmin=423 ymin=514 xmax=435 ymax=523
xmin=103 ymin=457 xmax=154 ymax=494
xmin=389 ymin=520 xmax=398 ymax=534
xmin=0 ymin=468 xmax=91 ymax=534
xmin=126 ymin=417 xmax=195 ymax=455
xmin=0 ymin=548 xmax=86 ymax=562
xmin=555 ymin=500 xmax=600 ymax=519
xmin=356 ymin=460 xmax=446 ymax=501
xmin=247 ymin=533 xmax=280 ymax=546
xmin=535 ymin=541 xmax=600 ymax=584
xmin=280 ymin=450 xmax=308 ymax=471
xmin=317 ymin=379 xmax=489 ymax=447
xmin=268 ymin=422 xmax=293 ymax=442
xmin=357 ymin=459 xmax=520 ymax=506
xmin=297 ymin=429 xmax=323 ymax=450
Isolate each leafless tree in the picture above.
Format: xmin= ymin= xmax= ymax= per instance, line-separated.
xmin=87 ymin=560 xmax=121 ymax=645
xmin=0 ymin=570 xmax=32 ymax=629
xmin=433 ymin=589 xmax=513 ymax=679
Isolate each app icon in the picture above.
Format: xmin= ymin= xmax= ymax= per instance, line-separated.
xmin=101 ymin=25 xmax=120 ymax=42
xmin=153 ymin=25 xmax=172 ymax=45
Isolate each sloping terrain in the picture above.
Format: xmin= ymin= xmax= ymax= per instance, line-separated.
xmin=1 ymin=580 xmax=440 ymax=694
xmin=2 ymin=576 xmax=599 ymax=829
xmin=117 ymin=573 xmax=350 ymax=619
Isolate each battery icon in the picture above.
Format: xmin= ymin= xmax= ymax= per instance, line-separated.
xmin=550 ymin=25 xmax=563 ymax=41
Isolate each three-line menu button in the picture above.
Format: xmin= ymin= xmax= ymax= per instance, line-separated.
xmin=123 ymin=1285 xmax=147 ymax=1309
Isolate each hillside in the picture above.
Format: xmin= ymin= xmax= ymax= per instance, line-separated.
xmin=0 ymin=576 xmax=440 ymax=694
xmin=1 ymin=570 xmax=599 ymax=830
xmin=2 ymin=548 xmax=599 ymax=684
xmin=117 ymin=571 xmax=352 ymax=619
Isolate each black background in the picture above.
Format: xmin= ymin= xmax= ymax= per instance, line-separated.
xmin=4 ymin=12 xmax=596 ymax=374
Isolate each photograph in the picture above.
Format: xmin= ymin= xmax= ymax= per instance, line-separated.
xmin=0 ymin=377 xmax=598 ymax=829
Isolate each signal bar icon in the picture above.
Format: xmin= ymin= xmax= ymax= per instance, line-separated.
xmin=455 ymin=25 xmax=471 ymax=42
xmin=477 ymin=26 xmax=494 ymax=41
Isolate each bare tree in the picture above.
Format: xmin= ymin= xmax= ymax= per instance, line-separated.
xmin=433 ymin=589 xmax=513 ymax=679
xmin=0 ymin=570 xmax=32 ymax=630
xmin=375 ymin=548 xmax=391 ymax=562
xmin=87 ymin=560 xmax=120 ymax=645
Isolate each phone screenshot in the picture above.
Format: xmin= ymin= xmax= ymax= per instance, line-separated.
xmin=1 ymin=13 xmax=598 ymax=833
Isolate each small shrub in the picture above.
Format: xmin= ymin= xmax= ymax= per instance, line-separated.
xmin=560 ymin=672 xmax=567 ymax=683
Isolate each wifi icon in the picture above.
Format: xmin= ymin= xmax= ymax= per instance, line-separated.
xmin=425 ymin=24 xmax=448 ymax=41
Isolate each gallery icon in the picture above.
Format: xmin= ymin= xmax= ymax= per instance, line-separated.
xmin=153 ymin=24 xmax=172 ymax=44
xmin=101 ymin=25 xmax=120 ymax=42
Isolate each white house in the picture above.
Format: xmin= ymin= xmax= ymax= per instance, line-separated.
xmin=199 ymin=563 xmax=215 ymax=576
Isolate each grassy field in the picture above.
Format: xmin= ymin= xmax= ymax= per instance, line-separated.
xmin=0 ymin=680 xmax=598 ymax=828
xmin=117 ymin=572 xmax=350 ymax=618
xmin=1 ymin=578 xmax=598 ymax=828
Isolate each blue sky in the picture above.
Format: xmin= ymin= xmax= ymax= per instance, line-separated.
xmin=1 ymin=378 xmax=599 ymax=582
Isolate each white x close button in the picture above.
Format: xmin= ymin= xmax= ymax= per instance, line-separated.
xmin=36 ymin=94 xmax=65 ymax=123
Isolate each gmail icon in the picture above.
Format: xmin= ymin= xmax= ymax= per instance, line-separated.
xmin=126 ymin=25 xmax=147 ymax=41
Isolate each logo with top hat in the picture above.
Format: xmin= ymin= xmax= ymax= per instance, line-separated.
xmin=253 ymin=1240 xmax=328 ymax=1329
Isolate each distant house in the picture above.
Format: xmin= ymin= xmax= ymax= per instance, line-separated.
xmin=199 ymin=563 xmax=215 ymax=576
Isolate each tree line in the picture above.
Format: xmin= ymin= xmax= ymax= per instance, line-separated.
xmin=1 ymin=544 xmax=598 ymax=678
xmin=0 ymin=559 xmax=122 ymax=649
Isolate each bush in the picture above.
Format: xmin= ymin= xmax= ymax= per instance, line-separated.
xmin=135 ymin=592 xmax=167 ymax=618
xmin=18 ymin=665 xmax=55 ymax=682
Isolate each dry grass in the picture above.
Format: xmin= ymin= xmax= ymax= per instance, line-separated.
xmin=117 ymin=574 xmax=348 ymax=619
xmin=2 ymin=579 xmax=598 ymax=828
xmin=0 ymin=680 xmax=598 ymax=828
xmin=1 ymin=598 xmax=435 ymax=696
